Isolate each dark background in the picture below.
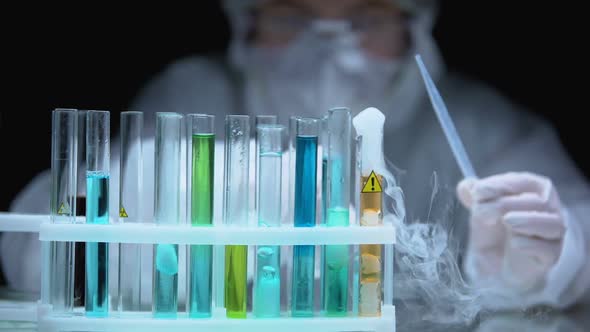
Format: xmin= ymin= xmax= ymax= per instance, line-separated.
xmin=0 ymin=1 xmax=586 ymax=211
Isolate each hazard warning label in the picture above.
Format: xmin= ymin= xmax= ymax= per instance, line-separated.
xmin=119 ymin=206 xmax=128 ymax=218
xmin=361 ymin=171 xmax=383 ymax=193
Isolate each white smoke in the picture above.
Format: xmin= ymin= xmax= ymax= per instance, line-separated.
xmin=381 ymin=162 xmax=485 ymax=326
xmin=353 ymin=107 xmax=486 ymax=327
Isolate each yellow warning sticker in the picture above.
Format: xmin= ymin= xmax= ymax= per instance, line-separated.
xmin=119 ymin=206 xmax=128 ymax=218
xmin=57 ymin=202 xmax=70 ymax=215
xmin=361 ymin=171 xmax=383 ymax=193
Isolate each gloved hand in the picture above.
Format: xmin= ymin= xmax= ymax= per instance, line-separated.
xmin=457 ymin=172 xmax=567 ymax=300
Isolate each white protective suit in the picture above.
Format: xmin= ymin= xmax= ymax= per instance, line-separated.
xmin=2 ymin=0 xmax=590 ymax=311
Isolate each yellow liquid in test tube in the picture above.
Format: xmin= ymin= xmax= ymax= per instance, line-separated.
xmin=359 ymin=174 xmax=383 ymax=317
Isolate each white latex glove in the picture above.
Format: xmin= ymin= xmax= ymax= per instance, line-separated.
xmin=457 ymin=172 xmax=582 ymax=308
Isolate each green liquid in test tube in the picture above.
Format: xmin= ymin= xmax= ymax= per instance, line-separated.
xmin=187 ymin=114 xmax=215 ymax=318
xmin=223 ymin=115 xmax=250 ymax=319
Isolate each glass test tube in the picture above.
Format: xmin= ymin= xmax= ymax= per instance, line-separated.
xmin=292 ymin=118 xmax=320 ymax=317
xmin=74 ymin=110 xmax=87 ymax=309
xmin=186 ymin=114 xmax=215 ymax=318
xmin=49 ymin=108 xmax=78 ymax=311
xmin=255 ymin=115 xmax=278 ymax=213
xmin=118 ymin=111 xmax=143 ymax=312
xmin=85 ymin=110 xmax=110 ymax=317
xmin=322 ymin=108 xmax=351 ymax=316
xmin=285 ymin=116 xmax=300 ymax=311
xmin=319 ymin=115 xmax=328 ymax=312
xmin=223 ymin=115 xmax=250 ymax=319
xmin=288 ymin=116 xmax=300 ymax=225
xmin=153 ymin=113 xmax=182 ymax=318
xmin=253 ymin=124 xmax=284 ymax=318
xmin=359 ymin=153 xmax=383 ymax=316
xmin=352 ymin=135 xmax=363 ymax=315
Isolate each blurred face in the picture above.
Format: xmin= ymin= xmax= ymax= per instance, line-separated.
xmin=252 ymin=0 xmax=409 ymax=59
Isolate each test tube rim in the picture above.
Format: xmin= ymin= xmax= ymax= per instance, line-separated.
xmin=256 ymin=124 xmax=285 ymax=131
xmin=87 ymin=110 xmax=110 ymax=115
xmin=188 ymin=113 xmax=215 ymax=120
xmin=255 ymin=114 xmax=279 ymax=121
xmin=54 ymin=108 xmax=78 ymax=113
xmin=156 ymin=112 xmax=183 ymax=119
xmin=328 ymin=106 xmax=351 ymax=114
xmin=188 ymin=113 xmax=215 ymax=135
xmin=295 ymin=117 xmax=320 ymax=137
xmin=297 ymin=117 xmax=320 ymax=124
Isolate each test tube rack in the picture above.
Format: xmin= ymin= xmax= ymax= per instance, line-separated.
xmin=0 ymin=212 xmax=396 ymax=332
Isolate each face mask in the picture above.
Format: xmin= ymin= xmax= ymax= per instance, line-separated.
xmin=240 ymin=20 xmax=402 ymax=119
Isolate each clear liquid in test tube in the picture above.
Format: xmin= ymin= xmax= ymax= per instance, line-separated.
xmin=255 ymin=115 xmax=278 ymax=213
xmin=292 ymin=117 xmax=320 ymax=317
xmin=153 ymin=112 xmax=182 ymax=318
xmin=253 ymin=124 xmax=284 ymax=318
xmin=322 ymin=108 xmax=351 ymax=316
xmin=186 ymin=114 xmax=215 ymax=318
xmin=118 ymin=111 xmax=143 ymax=312
xmin=49 ymin=108 xmax=78 ymax=312
xmin=223 ymin=115 xmax=250 ymax=319
xmin=85 ymin=110 xmax=110 ymax=317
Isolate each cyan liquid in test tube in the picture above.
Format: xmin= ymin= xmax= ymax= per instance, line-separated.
xmin=292 ymin=117 xmax=320 ymax=317
xmin=49 ymin=108 xmax=78 ymax=312
xmin=254 ymin=124 xmax=284 ymax=318
xmin=223 ymin=115 xmax=250 ymax=319
xmin=85 ymin=110 xmax=110 ymax=317
xmin=187 ymin=114 xmax=215 ymax=318
xmin=153 ymin=112 xmax=182 ymax=318
xmin=118 ymin=111 xmax=143 ymax=312
xmin=322 ymin=108 xmax=351 ymax=316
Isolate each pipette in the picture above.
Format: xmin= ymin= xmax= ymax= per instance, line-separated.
xmin=415 ymin=55 xmax=477 ymax=179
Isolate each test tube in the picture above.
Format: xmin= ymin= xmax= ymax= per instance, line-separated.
xmin=352 ymin=136 xmax=363 ymax=316
xmin=49 ymin=108 xmax=78 ymax=312
xmin=253 ymin=124 xmax=284 ymax=318
xmin=320 ymin=115 xmax=328 ymax=226
xmin=292 ymin=117 xmax=320 ymax=317
xmin=223 ymin=115 xmax=250 ymax=319
xmin=359 ymin=154 xmax=383 ymax=316
xmin=85 ymin=110 xmax=110 ymax=317
xmin=74 ymin=110 xmax=87 ymax=309
xmin=153 ymin=112 xmax=182 ymax=318
xmin=118 ymin=111 xmax=143 ymax=312
xmin=285 ymin=116 xmax=300 ymax=312
xmin=186 ymin=114 xmax=215 ymax=318
xmin=322 ymin=108 xmax=351 ymax=316
xmin=287 ymin=116 xmax=300 ymax=225
xmin=255 ymin=115 xmax=278 ymax=213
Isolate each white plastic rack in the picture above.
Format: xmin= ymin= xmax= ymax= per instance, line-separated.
xmin=0 ymin=212 xmax=396 ymax=332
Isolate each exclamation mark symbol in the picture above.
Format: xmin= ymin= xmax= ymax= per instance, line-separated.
xmin=371 ymin=177 xmax=375 ymax=191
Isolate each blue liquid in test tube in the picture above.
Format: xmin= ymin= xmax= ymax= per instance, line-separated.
xmin=85 ymin=110 xmax=110 ymax=317
xmin=86 ymin=171 xmax=109 ymax=316
xmin=292 ymin=121 xmax=319 ymax=317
